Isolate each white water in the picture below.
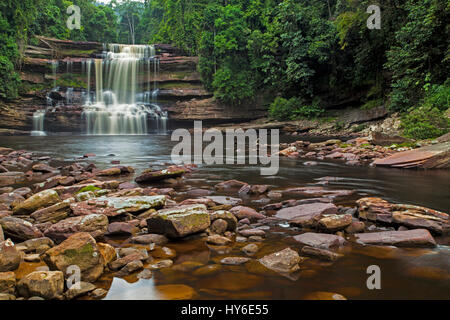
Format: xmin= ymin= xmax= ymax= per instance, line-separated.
xmin=31 ymin=110 xmax=46 ymax=136
xmin=82 ymin=44 xmax=168 ymax=135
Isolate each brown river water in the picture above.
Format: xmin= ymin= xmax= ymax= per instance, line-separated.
xmin=2 ymin=134 xmax=450 ymax=300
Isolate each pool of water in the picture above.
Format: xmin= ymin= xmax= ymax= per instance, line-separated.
xmin=2 ymin=134 xmax=450 ymax=299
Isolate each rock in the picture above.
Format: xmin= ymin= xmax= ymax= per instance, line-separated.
xmin=241 ymin=244 xmax=259 ymax=256
xmin=229 ymin=206 xmax=265 ymax=222
xmin=0 ymin=271 xmax=16 ymax=294
xmin=137 ymin=268 xmax=153 ymax=279
xmin=24 ymin=254 xmax=41 ymax=262
xmin=206 ymin=196 xmax=242 ymax=206
xmin=43 ymin=214 xmax=108 ymax=242
xmin=0 ymin=172 xmax=26 ymax=187
xmin=206 ymin=235 xmax=232 ymax=246
xmin=118 ymin=247 xmax=147 ymax=258
xmin=0 ymin=225 xmax=3 ymax=242
xmin=345 ymin=221 xmax=366 ymax=234
xmin=282 ymin=187 xmax=355 ymax=198
xmin=220 ymin=257 xmax=251 ymax=265
xmin=146 ymin=204 xmax=210 ymax=238
xmin=373 ymin=141 xmax=450 ymax=169
xmin=215 ymin=180 xmax=247 ymax=191
xmin=318 ymin=214 xmax=353 ymax=232
xmin=392 ymin=211 xmax=444 ymax=234
xmin=293 ymin=232 xmax=346 ymax=249
xmin=370 ymin=131 xmax=412 ymax=146
xmin=0 ymin=216 xmax=43 ymax=241
xmin=301 ymin=246 xmax=342 ymax=261
xmin=17 ymin=271 xmax=64 ymax=299
xmin=32 ymin=163 xmax=57 ymax=173
xmin=154 ymin=284 xmax=196 ymax=300
xmin=97 ymin=243 xmax=116 ymax=266
xmin=258 ymin=248 xmax=301 ymax=274
xmin=64 ymin=281 xmax=96 ymax=300
xmin=151 ymin=246 xmax=176 ymax=259
xmin=171 ymin=261 xmax=204 ymax=272
xmin=115 ymin=260 xmax=144 ymax=277
xmin=106 ymin=222 xmax=138 ymax=236
xmin=210 ymin=219 xmax=228 ymax=234
xmin=12 ymin=189 xmax=60 ymax=215
xmin=131 ymin=234 xmax=168 ymax=246
xmin=148 ymin=259 xmax=173 ymax=270
xmin=303 ymin=291 xmax=347 ymax=300
xmin=15 ymin=237 xmax=54 ymax=253
xmin=0 ymin=192 xmax=25 ymax=207
xmin=186 ymin=189 xmax=213 ymax=197
xmin=238 ymin=229 xmax=266 ymax=237
xmin=108 ymin=252 xmax=147 ymax=271
xmin=97 ymin=167 xmax=122 ymax=176
xmin=30 ymin=199 xmax=73 ymax=224
xmin=42 ymin=233 xmax=105 ymax=282
xmin=209 ymin=210 xmax=238 ymax=231
xmin=135 ymin=166 xmax=186 ymax=183
xmin=354 ymin=229 xmax=436 ymax=247
xmin=276 ymin=203 xmax=338 ymax=227
xmin=70 ymin=195 xmax=166 ymax=217
xmin=192 ymin=264 xmax=222 ymax=276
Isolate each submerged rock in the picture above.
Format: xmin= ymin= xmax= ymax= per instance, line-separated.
xmin=301 ymin=246 xmax=342 ymax=261
xmin=42 ymin=232 xmax=105 ymax=283
xmin=146 ymin=204 xmax=210 ymax=238
xmin=354 ymin=229 xmax=436 ymax=247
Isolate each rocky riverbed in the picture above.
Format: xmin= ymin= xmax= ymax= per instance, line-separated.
xmin=0 ymin=141 xmax=449 ymax=300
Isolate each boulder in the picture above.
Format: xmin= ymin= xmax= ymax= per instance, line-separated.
xmin=12 ymin=189 xmax=60 ymax=215
xmin=0 ymin=192 xmax=25 ymax=207
xmin=209 ymin=210 xmax=238 ymax=231
xmin=106 ymin=222 xmax=139 ymax=236
xmin=97 ymin=243 xmax=117 ymax=266
xmin=318 ymin=214 xmax=353 ymax=232
xmin=41 ymin=233 xmax=105 ymax=283
xmin=135 ymin=166 xmax=186 ymax=183
xmin=0 ymin=216 xmax=43 ymax=241
xmin=30 ymin=199 xmax=74 ymax=224
xmin=15 ymin=237 xmax=54 ymax=253
xmin=354 ymin=229 xmax=436 ymax=247
xmin=115 ymin=260 xmax=143 ymax=277
xmin=258 ymin=248 xmax=301 ymax=274
xmin=109 ymin=252 xmax=147 ymax=271
xmin=293 ymin=232 xmax=346 ymax=249
xmin=357 ymin=197 xmax=393 ymax=222
xmin=17 ymin=271 xmax=64 ymax=299
xmin=229 ymin=206 xmax=265 ymax=222
xmin=206 ymin=235 xmax=232 ymax=246
xmin=70 ymin=195 xmax=166 ymax=217
xmin=0 ymin=240 xmax=22 ymax=272
xmin=276 ymin=203 xmax=337 ymax=227
xmin=64 ymin=281 xmax=96 ymax=300
xmin=210 ymin=219 xmax=228 ymax=234
xmin=43 ymin=214 xmax=108 ymax=242
xmin=392 ymin=212 xmax=444 ymax=234
xmin=146 ymin=204 xmax=210 ymax=238
xmin=32 ymin=163 xmax=57 ymax=173
xmin=372 ymin=141 xmax=450 ymax=169
xmin=0 ymin=271 xmax=16 ymax=294
xmin=96 ymin=167 xmax=122 ymax=176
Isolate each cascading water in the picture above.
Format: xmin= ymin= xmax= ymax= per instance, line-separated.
xmin=82 ymin=44 xmax=168 ymax=135
xmin=31 ymin=110 xmax=46 ymax=136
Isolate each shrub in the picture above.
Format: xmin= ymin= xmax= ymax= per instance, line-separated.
xmin=422 ymin=83 xmax=449 ymax=111
xmin=0 ymin=56 xmax=20 ymax=100
xmin=269 ymin=97 xmax=324 ymax=121
xmin=401 ymin=105 xmax=449 ymax=140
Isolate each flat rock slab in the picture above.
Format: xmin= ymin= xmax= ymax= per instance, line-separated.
xmin=373 ymin=142 xmax=450 ymax=169
xmin=275 ymin=203 xmax=337 ymax=223
xmin=355 ymin=229 xmax=437 ymax=247
xmin=293 ymin=232 xmax=346 ymax=249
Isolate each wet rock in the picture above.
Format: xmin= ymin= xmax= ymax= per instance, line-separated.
xmin=137 ymin=268 xmax=153 ymax=279
xmin=135 ymin=166 xmax=186 ymax=183
xmin=146 ymin=204 xmax=210 ymax=238
xmin=293 ymin=232 xmax=346 ymax=249
xmin=303 ymin=291 xmax=347 ymax=300
xmin=355 ymin=229 xmax=436 ymax=247
xmin=193 ymin=264 xmax=222 ymax=276
xmin=12 ymin=189 xmax=60 ymax=215
xmin=42 ymin=233 xmax=105 ymax=283
xmin=276 ymin=203 xmax=337 ymax=227
xmin=238 ymin=229 xmax=266 ymax=237
xmin=118 ymin=247 xmax=148 ymax=258
xmin=155 ymin=284 xmax=196 ymax=300
xmin=171 ymin=261 xmax=204 ymax=272
xmin=345 ymin=221 xmax=366 ymax=234
xmin=151 ymin=246 xmax=176 ymax=259
xmin=97 ymin=243 xmax=117 ymax=266
xmin=248 ymin=235 xmax=265 ymax=242
xmin=318 ymin=214 xmax=353 ymax=232
xmin=206 ymin=235 xmax=232 ymax=246
xmin=215 ymin=180 xmax=247 ymax=191
xmin=109 ymin=252 xmax=147 ymax=271
xmin=32 ymin=163 xmax=57 ymax=173
xmin=64 ymin=281 xmax=96 ymax=300
xmin=209 ymin=210 xmax=238 ymax=231
xmin=0 ymin=216 xmax=43 ymax=241
xmin=0 ymin=271 xmax=16 ymax=294
xmin=220 ymin=257 xmax=251 ymax=265
xmin=282 ymin=187 xmax=355 ymax=199
xmin=206 ymin=196 xmax=242 ymax=206
xmin=89 ymin=288 xmax=107 ymax=299
xmin=106 ymin=222 xmax=139 ymax=236
xmin=131 ymin=234 xmax=168 ymax=246
xmin=115 ymin=260 xmax=144 ymax=277
xmin=210 ymin=219 xmax=228 ymax=234
xmin=241 ymin=244 xmax=259 ymax=256
xmin=357 ymin=197 xmax=392 ymax=222
xmin=148 ymin=259 xmax=173 ymax=270
xmin=97 ymin=167 xmax=122 ymax=176
xmin=258 ymin=248 xmax=301 ymax=274
xmin=301 ymin=246 xmax=342 ymax=261
xmin=30 ymin=199 xmax=74 ymax=224
xmin=17 ymin=271 xmax=64 ymax=300
xmin=392 ymin=211 xmax=444 ymax=234
xmin=229 ymin=206 xmax=265 ymax=222
xmin=43 ymin=214 xmax=108 ymax=242
xmin=70 ymin=195 xmax=166 ymax=217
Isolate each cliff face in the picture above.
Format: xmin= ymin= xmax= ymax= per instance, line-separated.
xmin=0 ymin=36 xmax=266 ymax=134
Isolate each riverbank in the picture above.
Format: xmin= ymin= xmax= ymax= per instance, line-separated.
xmin=0 ymin=137 xmax=449 ymax=300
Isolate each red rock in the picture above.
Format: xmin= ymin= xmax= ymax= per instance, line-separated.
xmin=214 ymin=180 xmax=248 ymax=190
xmin=106 ymin=222 xmax=139 ymax=236
xmin=276 ymin=203 xmax=337 ymax=227
xmin=0 ymin=216 xmax=43 ymax=241
xmin=355 ymin=229 xmax=436 ymax=247
xmin=282 ymin=187 xmax=355 ymax=198
xmin=229 ymin=206 xmax=266 ymax=222
xmin=293 ymin=232 xmax=346 ymax=249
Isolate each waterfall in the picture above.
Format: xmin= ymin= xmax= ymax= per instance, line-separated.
xmin=82 ymin=44 xmax=167 ymax=135
xmin=31 ymin=110 xmax=46 ymax=136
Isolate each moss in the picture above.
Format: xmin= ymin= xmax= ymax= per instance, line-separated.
xmin=76 ymin=185 xmax=101 ymax=194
